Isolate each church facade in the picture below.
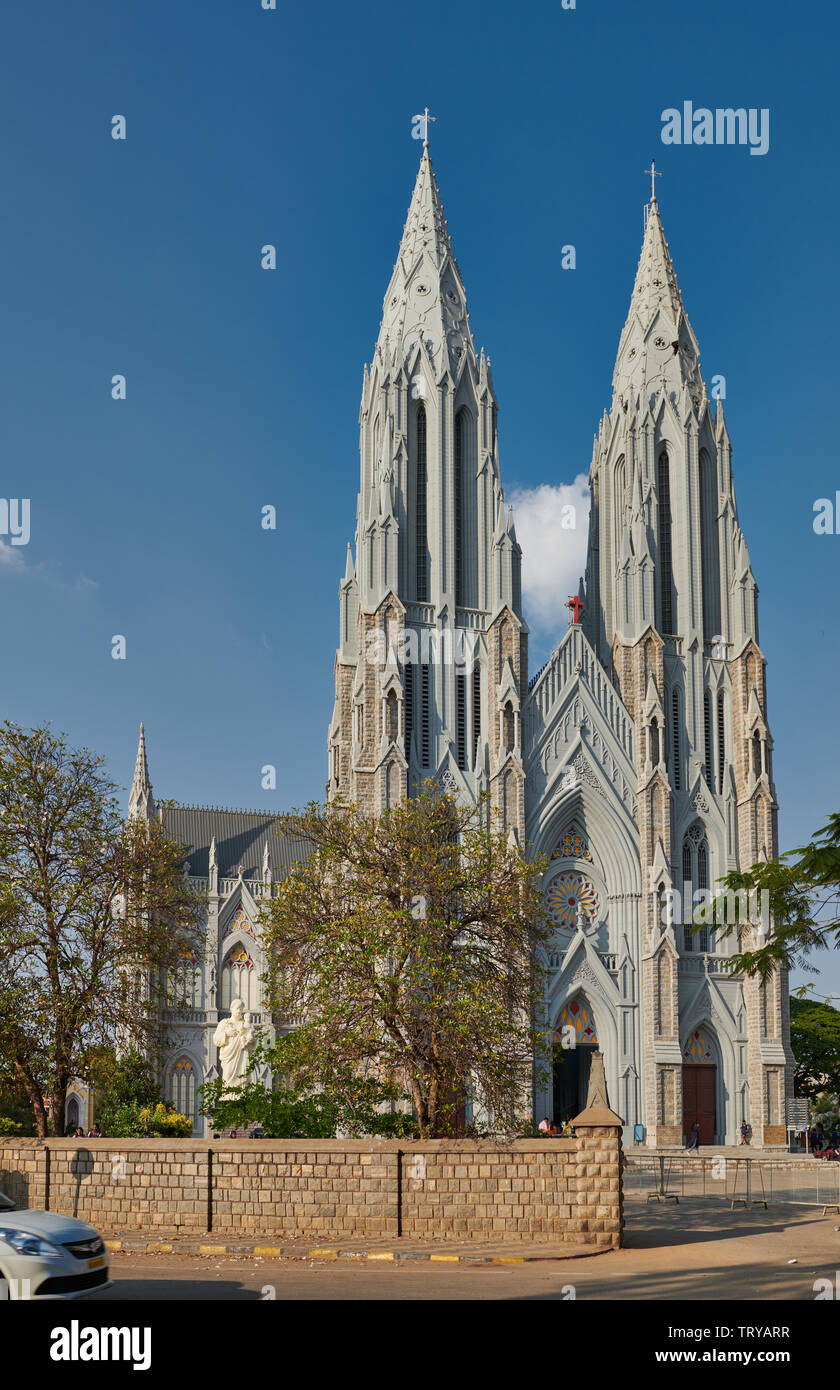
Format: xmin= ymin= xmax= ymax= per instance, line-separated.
xmin=133 ymin=141 xmax=794 ymax=1146
xmin=324 ymin=141 xmax=794 ymax=1147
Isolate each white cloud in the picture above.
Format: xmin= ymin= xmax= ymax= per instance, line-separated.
xmin=509 ymin=475 xmax=590 ymax=645
xmin=0 ymin=541 xmax=26 ymax=569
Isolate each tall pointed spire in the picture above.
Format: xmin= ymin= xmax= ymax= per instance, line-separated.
xmin=128 ymin=722 xmax=155 ymax=822
xmin=611 ymin=189 xmax=704 ymax=411
xmin=376 ymin=145 xmax=474 ymax=376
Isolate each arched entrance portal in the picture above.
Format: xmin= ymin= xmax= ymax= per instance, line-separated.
xmin=553 ymin=998 xmax=599 ymax=1124
xmin=682 ymin=1028 xmax=717 ymax=1144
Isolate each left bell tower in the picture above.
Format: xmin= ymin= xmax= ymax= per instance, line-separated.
xmin=327 ymin=132 xmax=526 ymax=837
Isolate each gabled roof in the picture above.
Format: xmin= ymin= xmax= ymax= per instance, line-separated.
xmin=160 ymin=804 xmax=309 ymax=881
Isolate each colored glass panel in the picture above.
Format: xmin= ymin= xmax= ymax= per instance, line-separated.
xmin=546 ymin=871 xmax=599 ymax=927
xmin=557 ymin=998 xmax=598 ymax=1045
xmin=683 ymin=1030 xmax=713 ymax=1063
xmin=551 ymin=828 xmax=593 ymax=862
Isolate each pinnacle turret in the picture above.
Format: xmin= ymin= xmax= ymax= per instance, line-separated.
xmin=128 ymin=722 xmax=155 ymax=822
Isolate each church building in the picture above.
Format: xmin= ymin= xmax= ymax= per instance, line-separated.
xmin=133 ymin=137 xmax=795 ymax=1146
xmin=324 ymin=139 xmax=794 ymax=1147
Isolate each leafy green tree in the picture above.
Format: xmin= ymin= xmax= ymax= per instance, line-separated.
xmin=789 ymin=997 xmax=840 ymax=1100
xmin=713 ymin=813 xmax=840 ymax=977
xmin=0 ymin=723 xmax=205 ymax=1137
xmin=89 ymin=1046 xmax=163 ymax=1134
xmin=0 ymin=1080 xmax=35 ymax=1136
xmin=199 ymin=1034 xmax=417 ymax=1138
xmin=258 ymin=787 xmax=549 ymax=1138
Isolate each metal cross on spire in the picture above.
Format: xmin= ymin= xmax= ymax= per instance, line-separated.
xmin=420 ymin=106 xmax=436 ymax=147
xmin=644 ymin=159 xmax=662 ymax=201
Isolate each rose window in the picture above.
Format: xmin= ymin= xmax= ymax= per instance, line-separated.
xmin=546 ymin=871 xmax=599 ymax=928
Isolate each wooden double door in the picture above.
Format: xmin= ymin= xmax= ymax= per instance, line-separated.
xmin=682 ymin=1064 xmax=716 ymax=1145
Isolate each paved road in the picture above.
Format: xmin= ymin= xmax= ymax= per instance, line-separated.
xmin=90 ymin=1200 xmax=840 ymax=1300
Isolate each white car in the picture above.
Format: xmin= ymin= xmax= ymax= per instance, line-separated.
xmin=0 ymin=1190 xmax=112 ymax=1299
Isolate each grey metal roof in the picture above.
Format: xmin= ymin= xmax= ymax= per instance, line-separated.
xmin=160 ymin=805 xmax=310 ymax=881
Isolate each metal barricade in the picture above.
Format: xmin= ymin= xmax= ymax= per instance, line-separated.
xmin=624 ymin=1154 xmax=840 ymax=1212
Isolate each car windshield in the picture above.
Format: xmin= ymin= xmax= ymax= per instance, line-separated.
xmin=0 ymin=1192 xmax=16 ymax=1211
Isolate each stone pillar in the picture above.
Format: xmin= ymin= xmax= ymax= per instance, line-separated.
xmin=572 ymin=1050 xmax=625 ymax=1249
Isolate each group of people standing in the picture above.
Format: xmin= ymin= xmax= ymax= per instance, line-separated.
xmin=537 ymin=1116 xmax=575 ymax=1138
xmin=808 ymin=1122 xmax=840 ymax=1156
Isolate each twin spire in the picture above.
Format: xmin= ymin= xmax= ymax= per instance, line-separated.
xmin=611 ymin=181 xmax=704 ymax=413
xmin=375 ymin=143 xmax=474 ymax=378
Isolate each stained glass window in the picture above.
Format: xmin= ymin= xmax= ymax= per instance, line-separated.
xmin=683 ymin=1030 xmax=713 ymax=1063
xmin=230 ymin=907 xmax=255 ymax=940
xmin=546 ymin=871 xmax=599 ymax=928
xmin=221 ymin=944 xmax=256 ymax=1010
xmin=557 ymin=998 xmax=598 ymax=1045
xmin=169 ymin=1057 xmax=199 ymax=1129
xmin=168 ymin=954 xmax=202 ymax=1008
xmin=551 ymin=827 xmax=593 ymax=862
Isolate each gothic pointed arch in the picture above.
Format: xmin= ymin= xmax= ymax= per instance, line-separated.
xmin=656 ymin=447 xmax=675 ymax=634
xmin=557 ymin=995 xmax=599 ymax=1047
xmin=220 ymin=939 xmax=258 ymax=1012
xmin=413 ymin=400 xmax=428 ymax=601
xmin=613 ymin=454 xmax=627 ymax=566
xmin=166 ymin=1051 xmax=203 ymax=1134
xmin=454 ymin=404 xmax=477 ymax=607
xmin=680 ymin=819 xmax=711 ymax=953
xmin=699 ymin=447 xmax=721 ymax=637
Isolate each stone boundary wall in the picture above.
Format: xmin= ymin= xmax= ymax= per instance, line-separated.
xmin=0 ymin=1125 xmax=623 ymax=1248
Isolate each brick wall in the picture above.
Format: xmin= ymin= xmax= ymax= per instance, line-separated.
xmin=0 ymin=1124 xmax=623 ymax=1247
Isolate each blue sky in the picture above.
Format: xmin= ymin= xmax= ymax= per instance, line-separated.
xmin=2 ymin=0 xmax=838 ymax=992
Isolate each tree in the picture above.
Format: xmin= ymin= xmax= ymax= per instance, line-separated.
xmin=89 ymin=1045 xmax=163 ymax=1135
xmin=0 ymin=1079 xmax=36 ymax=1136
xmin=0 ymin=722 xmax=204 ymax=1136
xmin=789 ymin=997 xmax=840 ymax=1100
xmin=258 ymin=787 xmax=549 ymax=1138
xmin=713 ymin=813 xmax=840 ymax=977
xmin=199 ymin=1033 xmax=416 ymax=1139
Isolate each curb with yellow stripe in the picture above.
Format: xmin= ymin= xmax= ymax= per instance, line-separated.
xmin=103 ymin=1238 xmax=595 ymax=1264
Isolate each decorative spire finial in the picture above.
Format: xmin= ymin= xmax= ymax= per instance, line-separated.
xmin=420 ymin=106 xmax=436 ymax=149
xmin=644 ymin=159 xmax=662 ymax=202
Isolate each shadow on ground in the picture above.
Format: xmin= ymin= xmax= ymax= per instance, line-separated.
xmin=625 ymin=1196 xmax=829 ymax=1249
